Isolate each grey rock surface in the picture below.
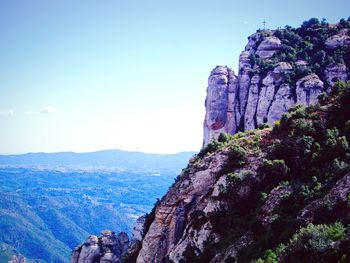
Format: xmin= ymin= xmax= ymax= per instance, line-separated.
xmin=71 ymin=231 xmax=129 ymax=263
xmin=325 ymin=29 xmax=350 ymax=49
xmin=296 ymin=74 xmax=324 ymax=105
xmin=203 ymin=30 xmax=349 ymax=146
xmin=131 ymin=215 xmax=146 ymax=242
xmin=324 ymin=63 xmax=349 ymax=87
xmin=255 ymin=36 xmax=282 ymax=59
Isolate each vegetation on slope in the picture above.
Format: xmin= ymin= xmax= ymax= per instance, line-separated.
xmin=250 ymin=17 xmax=350 ymax=85
xmin=174 ymin=81 xmax=350 ymax=263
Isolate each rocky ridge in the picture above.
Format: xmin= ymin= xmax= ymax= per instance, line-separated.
xmin=203 ymin=20 xmax=350 ymax=145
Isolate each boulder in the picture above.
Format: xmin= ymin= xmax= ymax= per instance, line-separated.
xmin=296 ymin=74 xmax=324 ymax=105
xmin=325 ymin=29 xmax=350 ymax=49
xmin=256 ymin=36 xmax=282 ymax=59
xmin=324 ymin=63 xmax=348 ymax=87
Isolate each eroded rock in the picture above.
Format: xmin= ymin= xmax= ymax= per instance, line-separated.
xmin=325 ymin=29 xmax=350 ymax=49
xmin=70 ymin=231 xmax=129 ymax=263
xmin=296 ymin=74 xmax=324 ymax=105
xmin=256 ymin=36 xmax=282 ymax=59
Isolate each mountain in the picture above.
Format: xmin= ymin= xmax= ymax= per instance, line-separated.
xmin=125 ymin=77 xmax=350 ymax=263
xmin=203 ymin=17 xmax=350 ymax=145
xmin=0 ymin=151 xmax=195 ymax=262
xmin=71 ymin=17 xmax=350 ymax=263
xmin=0 ymin=150 xmax=196 ymax=173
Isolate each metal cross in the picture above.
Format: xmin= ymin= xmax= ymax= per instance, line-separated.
xmin=263 ymin=20 xmax=267 ymax=30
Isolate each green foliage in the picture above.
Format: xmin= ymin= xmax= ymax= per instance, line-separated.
xmin=278 ymin=223 xmax=347 ymax=262
xmin=260 ymin=192 xmax=268 ymax=202
xmin=227 ymin=170 xmax=253 ymax=184
xmin=233 ymin=83 xmax=350 ymax=262
xmin=198 ymin=140 xmax=223 ymax=158
xmin=218 ymin=132 xmax=232 ymax=143
xmin=227 ymin=144 xmax=247 ymax=167
xmin=249 ymin=54 xmax=275 ymax=75
xmin=250 ymin=17 xmax=350 ymax=87
xmin=256 ymin=249 xmax=278 ymax=263
xmin=260 ymin=159 xmax=289 ymax=177
xmin=301 ymin=18 xmax=321 ymax=29
xmin=339 ymin=18 xmax=350 ymax=29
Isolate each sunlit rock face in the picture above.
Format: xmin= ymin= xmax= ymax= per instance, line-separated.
xmin=203 ymin=66 xmax=237 ymax=145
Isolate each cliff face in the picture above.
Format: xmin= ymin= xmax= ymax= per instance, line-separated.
xmin=203 ymin=23 xmax=350 ymax=145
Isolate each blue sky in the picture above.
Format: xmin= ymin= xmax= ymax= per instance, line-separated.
xmin=0 ymin=0 xmax=349 ymax=154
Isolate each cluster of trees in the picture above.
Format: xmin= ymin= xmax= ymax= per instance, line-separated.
xmin=249 ymin=17 xmax=350 ymax=86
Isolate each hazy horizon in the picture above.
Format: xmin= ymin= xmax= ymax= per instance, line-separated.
xmin=1 ymin=0 xmax=349 ymax=155
xmin=0 ymin=148 xmax=197 ymax=156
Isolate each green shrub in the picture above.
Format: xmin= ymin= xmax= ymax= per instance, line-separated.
xmin=227 ymin=170 xmax=253 ymax=184
xmin=301 ymin=18 xmax=320 ymax=29
xmin=278 ymin=223 xmax=347 ymax=262
xmin=198 ymin=140 xmax=222 ymax=158
xmin=218 ymin=133 xmax=232 ymax=143
xmin=227 ymin=144 xmax=247 ymax=167
xmin=256 ymin=249 xmax=278 ymax=263
xmin=260 ymin=159 xmax=289 ymax=177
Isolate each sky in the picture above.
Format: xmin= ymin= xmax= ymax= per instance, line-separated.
xmin=0 ymin=0 xmax=349 ymax=155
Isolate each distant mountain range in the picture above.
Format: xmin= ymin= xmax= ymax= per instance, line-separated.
xmin=0 ymin=149 xmax=196 ymax=172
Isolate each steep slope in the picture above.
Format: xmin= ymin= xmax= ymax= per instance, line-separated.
xmin=129 ymin=80 xmax=350 ymax=262
xmin=203 ymin=17 xmax=350 ymax=145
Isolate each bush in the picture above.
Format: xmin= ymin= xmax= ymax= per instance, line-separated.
xmin=256 ymin=249 xmax=278 ymax=263
xmin=227 ymin=170 xmax=253 ymax=184
xmin=260 ymin=159 xmax=289 ymax=177
xmin=301 ymin=18 xmax=320 ymax=29
xmin=227 ymin=144 xmax=247 ymax=167
xmin=218 ymin=133 xmax=232 ymax=143
xmin=198 ymin=140 xmax=222 ymax=158
xmin=279 ymin=223 xmax=347 ymax=262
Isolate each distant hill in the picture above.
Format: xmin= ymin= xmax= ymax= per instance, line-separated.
xmin=0 ymin=149 xmax=196 ymax=172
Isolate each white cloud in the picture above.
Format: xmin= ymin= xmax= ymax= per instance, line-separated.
xmin=0 ymin=109 xmax=14 ymax=116
xmin=39 ymin=106 xmax=63 ymax=114
xmin=25 ymin=106 xmax=63 ymax=115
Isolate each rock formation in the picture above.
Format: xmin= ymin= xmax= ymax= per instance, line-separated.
xmin=203 ymin=25 xmax=349 ymax=145
xmin=71 ymin=230 xmax=129 ymax=263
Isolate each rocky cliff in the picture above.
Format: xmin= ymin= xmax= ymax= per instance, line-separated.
xmin=203 ymin=19 xmax=350 ymax=145
xmin=127 ymin=80 xmax=350 ymax=263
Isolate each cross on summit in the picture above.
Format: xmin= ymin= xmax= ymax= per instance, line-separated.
xmin=263 ymin=20 xmax=267 ymax=30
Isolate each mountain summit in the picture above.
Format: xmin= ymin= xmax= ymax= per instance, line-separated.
xmin=203 ymin=18 xmax=350 ymax=145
